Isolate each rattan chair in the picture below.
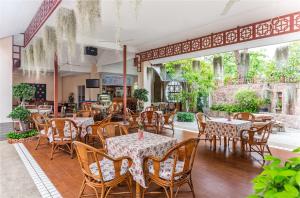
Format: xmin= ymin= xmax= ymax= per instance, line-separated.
xmin=126 ymin=108 xmax=140 ymax=131
xmin=240 ymin=122 xmax=273 ymax=161
xmin=161 ymin=109 xmax=177 ymax=136
xmin=233 ymin=112 xmax=255 ymax=122
xmin=78 ymin=110 xmax=92 ymax=117
xmin=73 ymin=141 xmax=133 ymax=198
xmin=140 ymin=111 xmax=160 ymax=134
xmin=144 ymin=138 xmax=200 ymax=198
xmin=195 ymin=112 xmax=215 ymax=147
xmin=145 ymin=106 xmax=158 ymax=111
xmin=49 ymin=118 xmax=79 ymax=160
xmin=32 ymin=113 xmax=50 ymax=150
xmin=86 ymin=115 xmax=112 ymax=147
xmin=97 ymin=122 xmax=128 ymax=152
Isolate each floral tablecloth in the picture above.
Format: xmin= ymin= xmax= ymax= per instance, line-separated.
xmin=106 ymin=132 xmax=177 ymax=187
xmin=48 ymin=117 xmax=94 ymax=142
xmin=204 ymin=118 xmax=252 ymax=139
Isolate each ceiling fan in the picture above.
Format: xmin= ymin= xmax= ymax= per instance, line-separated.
xmin=221 ymin=0 xmax=240 ymax=16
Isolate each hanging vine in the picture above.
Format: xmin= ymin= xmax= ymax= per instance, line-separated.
xmin=43 ymin=26 xmax=57 ymax=71
xmin=56 ymin=7 xmax=77 ymax=57
xmin=76 ymin=0 xmax=101 ymax=32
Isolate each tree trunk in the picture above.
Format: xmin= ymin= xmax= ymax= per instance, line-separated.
xmin=234 ymin=50 xmax=249 ymax=84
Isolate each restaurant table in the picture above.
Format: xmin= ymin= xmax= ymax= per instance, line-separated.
xmin=106 ymin=132 xmax=177 ymax=198
xmin=28 ymin=108 xmax=52 ymax=114
xmin=204 ymin=118 xmax=252 ymax=151
xmin=47 ymin=117 xmax=94 ymax=142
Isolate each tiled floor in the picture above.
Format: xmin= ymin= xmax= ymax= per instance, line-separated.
xmin=22 ymin=129 xmax=299 ymax=198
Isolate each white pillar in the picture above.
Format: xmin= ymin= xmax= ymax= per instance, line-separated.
xmin=0 ymin=37 xmax=13 ymax=123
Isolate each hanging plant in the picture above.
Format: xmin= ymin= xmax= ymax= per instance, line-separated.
xmin=21 ymin=48 xmax=28 ymax=68
xmin=56 ymin=7 xmax=77 ymax=57
xmin=43 ymin=26 xmax=57 ymax=70
xmin=33 ymin=38 xmax=45 ymax=67
xmin=26 ymin=44 xmax=34 ymax=68
xmin=76 ymin=0 xmax=101 ymax=32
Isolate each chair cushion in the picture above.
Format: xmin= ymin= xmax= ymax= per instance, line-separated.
xmin=148 ymin=158 xmax=184 ymax=180
xmin=89 ymin=158 xmax=129 ymax=182
xmin=242 ymin=133 xmax=264 ymax=142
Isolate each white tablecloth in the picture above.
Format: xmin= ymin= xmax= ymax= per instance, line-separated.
xmin=106 ymin=132 xmax=177 ymax=187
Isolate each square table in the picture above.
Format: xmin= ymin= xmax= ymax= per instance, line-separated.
xmin=47 ymin=117 xmax=94 ymax=142
xmin=204 ymin=118 xmax=252 ymax=151
xmin=106 ymin=132 xmax=177 ymax=197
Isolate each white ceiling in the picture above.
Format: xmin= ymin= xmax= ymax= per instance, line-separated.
xmin=2 ymin=0 xmax=300 ymax=69
xmin=0 ymin=0 xmax=43 ymax=39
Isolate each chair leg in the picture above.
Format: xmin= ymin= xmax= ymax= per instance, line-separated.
xmin=70 ymin=143 xmax=74 ymax=159
xmin=188 ymin=177 xmax=196 ymax=198
xmin=78 ymin=179 xmax=87 ymax=198
xmin=170 ymin=186 xmax=174 ymax=198
xmin=35 ymin=136 xmax=41 ymax=150
xmin=266 ymin=145 xmax=272 ymax=156
xmin=50 ymin=143 xmax=55 ymax=160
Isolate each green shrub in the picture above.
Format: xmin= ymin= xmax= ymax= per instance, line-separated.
xmin=235 ymin=89 xmax=261 ymax=113
xmin=210 ymin=103 xmax=240 ymax=113
xmin=177 ymin=112 xmax=195 ymax=122
xmin=8 ymin=106 xmax=31 ymax=121
xmin=248 ymin=147 xmax=300 ymax=198
xmin=6 ymin=129 xmax=37 ymax=139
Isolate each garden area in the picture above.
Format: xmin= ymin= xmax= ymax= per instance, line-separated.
xmin=159 ymin=41 xmax=300 ymax=123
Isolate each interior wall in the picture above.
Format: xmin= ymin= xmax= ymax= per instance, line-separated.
xmin=0 ymin=36 xmax=12 ymax=123
xmin=62 ymin=74 xmax=101 ymax=103
xmin=13 ymin=71 xmax=63 ymax=104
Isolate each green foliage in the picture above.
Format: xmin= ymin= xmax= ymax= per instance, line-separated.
xmin=8 ymin=106 xmax=31 ymax=121
xmin=210 ymin=103 xmax=240 ymax=113
xmin=247 ymin=50 xmax=268 ymax=82
xmin=164 ymin=58 xmax=215 ymax=111
xmin=13 ymin=83 xmax=36 ymax=102
xmin=222 ymin=52 xmax=238 ymax=85
xmin=248 ymin=148 xmax=300 ymax=198
xmin=133 ymin=88 xmax=149 ymax=102
xmin=176 ymin=112 xmax=195 ymax=122
xmin=6 ymin=129 xmax=37 ymax=139
xmin=211 ymin=90 xmax=262 ymax=113
xmin=235 ymin=89 xmax=262 ymax=113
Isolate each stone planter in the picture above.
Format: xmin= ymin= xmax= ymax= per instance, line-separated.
xmin=7 ymin=136 xmax=37 ymax=144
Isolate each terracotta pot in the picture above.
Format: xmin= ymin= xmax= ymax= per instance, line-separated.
xmin=7 ymin=136 xmax=37 ymax=144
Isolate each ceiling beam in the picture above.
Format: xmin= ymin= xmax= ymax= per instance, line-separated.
xmin=137 ymin=11 xmax=300 ymax=62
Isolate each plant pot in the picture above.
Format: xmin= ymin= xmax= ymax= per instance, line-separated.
xmin=7 ymin=136 xmax=36 ymax=144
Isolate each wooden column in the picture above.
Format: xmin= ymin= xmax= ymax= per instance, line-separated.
xmin=123 ymin=45 xmax=127 ymax=121
xmin=54 ymin=53 xmax=58 ymax=118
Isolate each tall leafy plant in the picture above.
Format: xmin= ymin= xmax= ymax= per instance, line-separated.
xmin=133 ymin=88 xmax=149 ymax=111
xmin=235 ymin=89 xmax=261 ymax=113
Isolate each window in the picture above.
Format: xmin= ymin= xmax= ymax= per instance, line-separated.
xmin=165 ymin=81 xmax=182 ymax=102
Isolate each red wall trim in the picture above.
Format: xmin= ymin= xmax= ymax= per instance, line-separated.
xmin=24 ymin=0 xmax=62 ymax=47
xmin=137 ymin=11 xmax=300 ymax=62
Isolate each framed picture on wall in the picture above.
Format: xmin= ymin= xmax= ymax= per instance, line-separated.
xmin=27 ymin=83 xmax=47 ymax=101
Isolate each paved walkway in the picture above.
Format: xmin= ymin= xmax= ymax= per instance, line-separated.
xmin=0 ymin=141 xmax=41 ymax=198
xmin=174 ymin=119 xmax=300 ymax=151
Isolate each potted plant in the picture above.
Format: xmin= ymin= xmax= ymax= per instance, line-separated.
xmin=133 ymin=88 xmax=149 ymax=111
xmin=12 ymin=83 xmax=36 ymax=106
xmin=8 ymin=106 xmax=31 ymax=131
xmin=73 ymin=106 xmax=77 ymax=119
xmin=248 ymin=148 xmax=300 ymax=198
xmin=68 ymin=92 xmax=75 ymax=103
xmin=6 ymin=129 xmax=38 ymax=144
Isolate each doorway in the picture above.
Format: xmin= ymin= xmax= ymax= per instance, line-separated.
xmin=78 ymin=85 xmax=85 ymax=103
